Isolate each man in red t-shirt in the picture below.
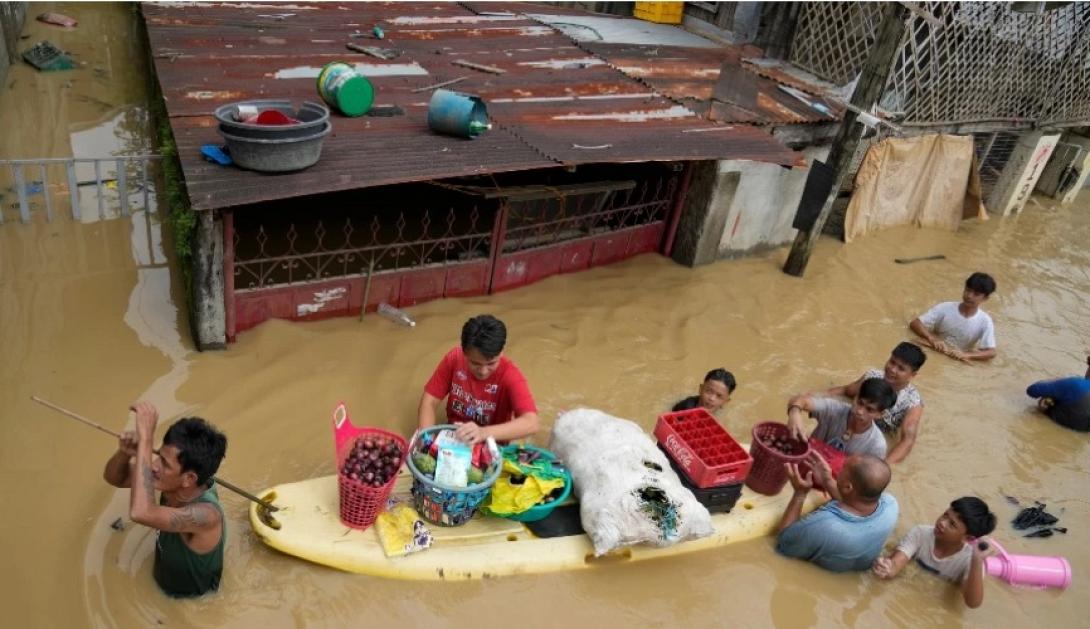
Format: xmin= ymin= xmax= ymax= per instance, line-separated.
xmin=417 ymin=314 xmax=539 ymax=444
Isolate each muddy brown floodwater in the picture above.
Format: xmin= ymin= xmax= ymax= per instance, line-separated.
xmin=2 ymin=3 xmax=1088 ymax=628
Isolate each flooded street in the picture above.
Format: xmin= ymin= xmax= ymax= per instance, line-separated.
xmin=3 ymin=4 xmax=1088 ymax=627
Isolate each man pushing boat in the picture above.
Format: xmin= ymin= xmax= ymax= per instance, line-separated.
xmin=102 ymin=401 xmax=228 ymax=598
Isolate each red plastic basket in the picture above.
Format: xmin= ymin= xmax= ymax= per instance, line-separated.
xmin=654 ymin=408 xmax=753 ymax=488
xmin=332 ymin=402 xmax=407 ymax=530
xmin=798 ymin=438 xmax=847 ymax=493
xmin=745 ymin=422 xmax=811 ymax=496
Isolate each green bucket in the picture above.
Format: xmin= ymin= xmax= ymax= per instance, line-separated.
xmin=317 ymin=62 xmax=374 ymax=117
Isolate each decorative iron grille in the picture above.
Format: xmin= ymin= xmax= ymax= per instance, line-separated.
xmin=501 ymin=174 xmax=678 ymax=254
xmin=788 ymin=2 xmax=1090 ymax=126
xmin=232 ymin=205 xmax=493 ymax=290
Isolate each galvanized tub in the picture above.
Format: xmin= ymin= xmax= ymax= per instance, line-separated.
xmin=214 ymin=100 xmax=330 ymax=140
xmin=219 ymin=122 xmax=331 ymax=173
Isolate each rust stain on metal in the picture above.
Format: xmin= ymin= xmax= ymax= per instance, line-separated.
xmin=142 ymin=2 xmax=801 ymax=211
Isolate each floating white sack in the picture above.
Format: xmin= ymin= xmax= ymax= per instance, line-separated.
xmin=549 ymin=408 xmax=713 ymax=556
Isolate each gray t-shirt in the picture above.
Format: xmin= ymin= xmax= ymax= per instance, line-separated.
xmin=809 ymin=397 xmax=888 ymax=459
xmin=896 ymin=524 xmax=973 ymax=582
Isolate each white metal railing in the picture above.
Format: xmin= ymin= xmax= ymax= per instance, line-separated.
xmin=0 ymin=155 xmax=161 ymax=224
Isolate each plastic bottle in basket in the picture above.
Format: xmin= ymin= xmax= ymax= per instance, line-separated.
xmin=377 ymin=302 xmax=415 ymax=327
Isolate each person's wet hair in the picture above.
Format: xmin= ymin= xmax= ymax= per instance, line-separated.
xmin=849 ymin=455 xmax=890 ymax=500
xmin=704 ymin=368 xmax=737 ymax=393
xmin=858 ymin=377 xmax=897 ymax=411
xmin=162 ymin=418 xmax=228 ymax=487
xmin=951 ymin=497 xmax=997 ymax=538
xmin=461 ymin=314 xmax=507 ymax=358
xmin=965 ymin=272 xmax=996 ymax=297
xmin=891 ymin=342 xmax=926 ymax=372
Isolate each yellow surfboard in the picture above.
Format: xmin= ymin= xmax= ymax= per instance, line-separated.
xmin=249 ymin=465 xmax=827 ymax=581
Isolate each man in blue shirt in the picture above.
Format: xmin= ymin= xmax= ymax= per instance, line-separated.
xmin=1026 ymin=356 xmax=1090 ymax=432
xmin=776 ymin=452 xmax=898 ymax=572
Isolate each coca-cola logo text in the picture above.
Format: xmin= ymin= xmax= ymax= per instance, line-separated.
xmin=664 ymin=433 xmax=694 ymax=470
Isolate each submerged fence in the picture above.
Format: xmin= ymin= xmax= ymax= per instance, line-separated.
xmin=789 ymin=2 xmax=1090 ymax=127
xmin=0 ymin=155 xmax=160 ymax=224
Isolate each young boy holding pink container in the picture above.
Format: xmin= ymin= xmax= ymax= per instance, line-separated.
xmin=872 ymin=497 xmax=998 ymax=608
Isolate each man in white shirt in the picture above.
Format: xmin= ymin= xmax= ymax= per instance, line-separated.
xmin=909 ymin=272 xmax=997 ymax=363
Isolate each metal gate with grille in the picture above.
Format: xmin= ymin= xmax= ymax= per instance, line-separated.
xmin=225 ymin=167 xmax=684 ymax=339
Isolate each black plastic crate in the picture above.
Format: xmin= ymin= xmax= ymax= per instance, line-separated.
xmin=659 ymin=445 xmax=743 ymax=513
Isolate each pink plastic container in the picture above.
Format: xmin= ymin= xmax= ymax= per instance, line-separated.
xmin=984 ymin=540 xmax=1072 ymax=590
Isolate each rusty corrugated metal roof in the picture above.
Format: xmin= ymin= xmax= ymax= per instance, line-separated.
xmin=581 ymin=42 xmax=843 ymax=126
xmin=143 ymin=2 xmax=801 ymax=211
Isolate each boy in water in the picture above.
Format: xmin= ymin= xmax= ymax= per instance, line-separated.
xmin=873 ymin=497 xmax=998 ymax=609
xmin=787 ymin=377 xmax=897 ymax=459
xmin=418 ymin=314 xmax=539 ymax=444
xmin=909 ymin=272 xmax=998 ymax=362
xmin=102 ymin=402 xmax=228 ymax=598
xmin=672 ymin=368 xmax=736 ymax=414
xmin=826 ymin=342 xmax=926 ymax=463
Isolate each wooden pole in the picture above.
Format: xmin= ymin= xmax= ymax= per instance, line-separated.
xmin=31 ymin=396 xmax=280 ymax=512
xmin=783 ymin=3 xmax=908 ymax=277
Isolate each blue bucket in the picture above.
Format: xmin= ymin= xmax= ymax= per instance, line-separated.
xmin=406 ymin=425 xmax=501 ymax=527
xmin=427 ymin=89 xmax=491 ymax=139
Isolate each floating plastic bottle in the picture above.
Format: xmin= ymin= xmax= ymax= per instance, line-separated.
xmin=377 ymin=302 xmax=416 ymax=327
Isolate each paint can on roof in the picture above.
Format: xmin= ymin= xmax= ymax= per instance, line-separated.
xmin=317 ymin=62 xmax=374 ymax=117
xmin=427 ymin=89 xmax=491 ymax=139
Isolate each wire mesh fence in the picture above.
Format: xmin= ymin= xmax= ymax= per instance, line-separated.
xmin=789 ymin=2 xmax=1090 ymax=127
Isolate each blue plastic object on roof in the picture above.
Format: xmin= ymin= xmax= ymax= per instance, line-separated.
xmin=201 ymin=144 xmax=233 ymax=166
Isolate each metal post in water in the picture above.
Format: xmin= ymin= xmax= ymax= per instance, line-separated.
xmin=39 ymin=163 xmax=53 ymax=222
xmin=13 ymin=164 xmax=30 ymax=223
xmin=141 ymin=159 xmax=150 ymax=213
xmin=117 ymin=158 xmax=129 ymax=216
xmin=66 ymin=160 xmax=81 ymax=220
xmin=94 ymin=159 xmax=105 ymax=221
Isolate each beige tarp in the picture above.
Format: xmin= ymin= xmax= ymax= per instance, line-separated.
xmin=844 ymin=134 xmax=988 ymax=243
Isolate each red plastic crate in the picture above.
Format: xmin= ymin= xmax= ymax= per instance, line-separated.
xmin=654 ymin=408 xmax=753 ymax=488
xmin=798 ymin=438 xmax=847 ymax=493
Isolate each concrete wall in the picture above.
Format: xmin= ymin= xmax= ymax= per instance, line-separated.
xmin=671 ymin=147 xmax=831 ymax=266
xmin=716 ymin=146 xmax=831 ymax=256
xmin=0 ymin=2 xmax=28 ymax=87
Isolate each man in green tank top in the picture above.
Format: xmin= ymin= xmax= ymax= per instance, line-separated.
xmin=103 ymin=402 xmax=228 ymax=597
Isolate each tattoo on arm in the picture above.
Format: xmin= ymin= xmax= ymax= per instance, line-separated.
xmin=167 ymin=504 xmax=212 ymax=532
xmin=140 ymin=461 xmax=155 ymax=501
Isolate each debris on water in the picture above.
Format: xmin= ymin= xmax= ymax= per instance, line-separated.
xmin=1002 ymin=492 xmax=1021 ymax=506
xmin=110 ymin=518 xmax=124 ymax=531
xmin=37 ymin=12 xmax=78 ymax=28
xmin=21 ymin=41 xmax=75 ymax=72
xmin=1012 ymin=501 xmax=1059 ymax=530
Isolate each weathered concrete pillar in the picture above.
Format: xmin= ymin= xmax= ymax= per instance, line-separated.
xmin=670 ymin=161 xmax=740 ymax=267
xmin=192 ymin=210 xmax=226 ymax=350
xmin=1036 ymin=131 xmax=1090 ymax=205
xmin=986 ymin=131 xmax=1061 ymax=215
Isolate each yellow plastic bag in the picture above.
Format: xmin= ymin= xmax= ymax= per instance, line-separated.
xmin=374 ymin=502 xmax=433 ymax=558
xmin=486 ymin=462 xmax=565 ymax=516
